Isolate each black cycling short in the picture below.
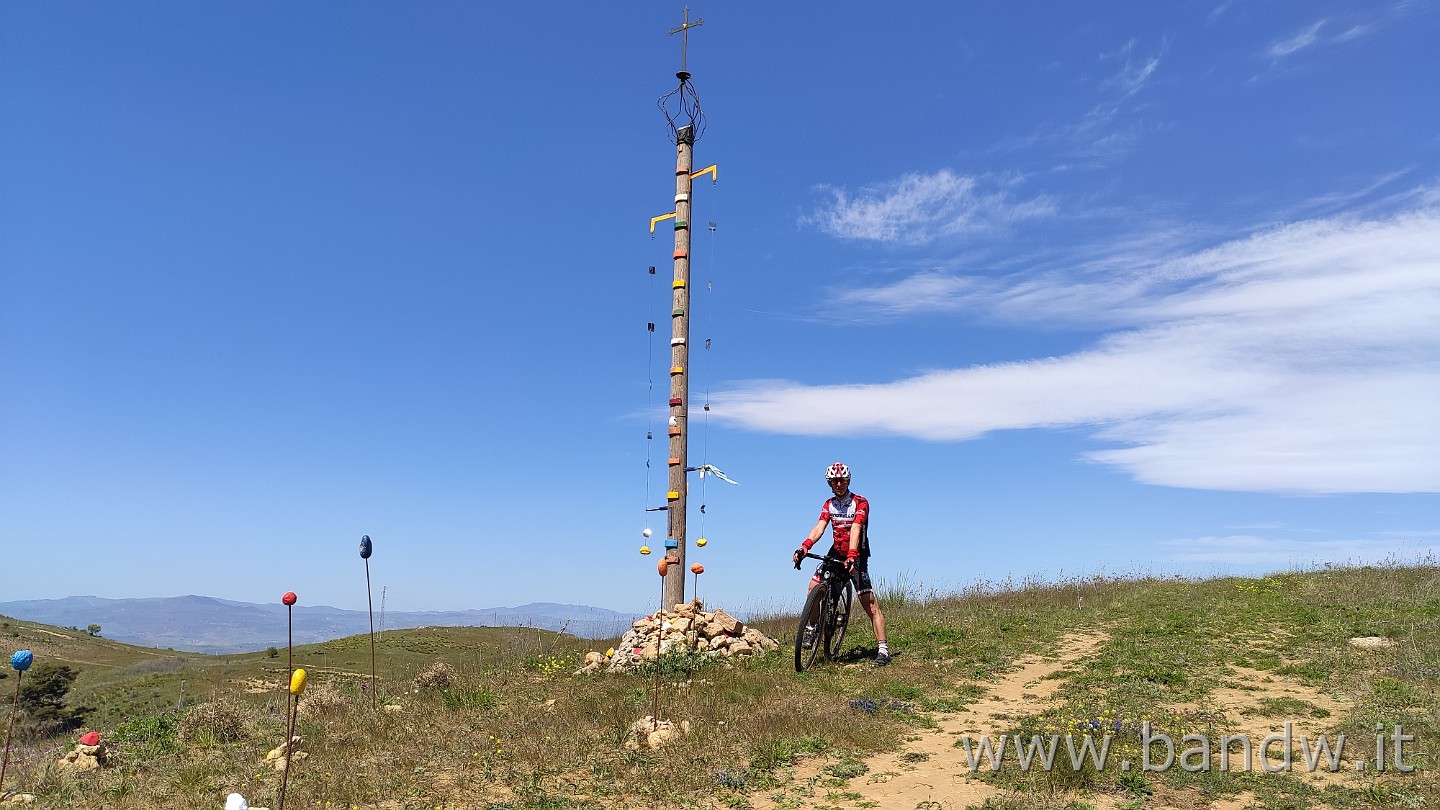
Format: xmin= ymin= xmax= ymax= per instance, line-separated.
xmin=812 ymin=550 xmax=874 ymax=595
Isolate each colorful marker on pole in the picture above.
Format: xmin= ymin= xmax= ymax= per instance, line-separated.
xmin=281 ymin=592 xmax=297 ymax=674
xmin=276 ymin=668 xmax=308 ymax=810
xmin=690 ymin=563 xmax=704 ymax=600
xmin=360 ymin=535 xmax=377 ymax=708
xmin=2 ymin=650 xmax=35 ymax=792
xmin=281 ymin=592 xmax=297 ymax=732
xmin=8 ymin=651 xmax=30 ymax=672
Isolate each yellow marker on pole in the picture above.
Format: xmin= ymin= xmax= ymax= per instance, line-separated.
xmin=690 ymin=164 xmax=717 ymax=183
xmin=278 ymin=667 xmax=309 ymax=810
xmin=649 ymin=212 xmax=677 ymax=234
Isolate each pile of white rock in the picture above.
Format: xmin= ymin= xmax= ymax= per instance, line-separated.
xmin=623 ymin=716 xmax=691 ymax=751
xmin=576 ymin=601 xmax=780 ymax=673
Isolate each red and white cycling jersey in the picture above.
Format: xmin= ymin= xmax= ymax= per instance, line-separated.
xmin=819 ymin=493 xmax=869 ymax=560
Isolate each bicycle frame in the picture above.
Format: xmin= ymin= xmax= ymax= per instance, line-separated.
xmin=793 ymin=552 xmax=855 ymax=672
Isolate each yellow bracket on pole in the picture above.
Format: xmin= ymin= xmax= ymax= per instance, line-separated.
xmin=650 ymin=166 xmax=714 ymax=233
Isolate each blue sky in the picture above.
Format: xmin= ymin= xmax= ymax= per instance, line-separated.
xmin=3 ymin=3 xmax=1437 ymax=619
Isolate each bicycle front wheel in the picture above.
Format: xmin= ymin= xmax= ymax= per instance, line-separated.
xmin=825 ymin=583 xmax=853 ymax=661
xmin=794 ymin=584 xmax=830 ymax=673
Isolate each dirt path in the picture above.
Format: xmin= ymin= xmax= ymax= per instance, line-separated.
xmin=754 ymin=630 xmax=1369 ymax=810
xmin=754 ymin=631 xmax=1111 ymax=810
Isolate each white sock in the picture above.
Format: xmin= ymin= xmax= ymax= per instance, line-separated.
xmin=877 ymin=641 xmax=889 ymax=655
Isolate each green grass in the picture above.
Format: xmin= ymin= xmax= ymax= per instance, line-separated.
xmin=2 ymin=562 xmax=1439 ymax=808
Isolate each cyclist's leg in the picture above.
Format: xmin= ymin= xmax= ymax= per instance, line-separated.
xmin=853 ymin=559 xmax=889 ymax=658
xmin=804 ymin=565 xmax=825 ymax=624
xmin=806 ymin=552 xmax=841 ymax=622
xmin=857 ymin=590 xmax=886 ymax=638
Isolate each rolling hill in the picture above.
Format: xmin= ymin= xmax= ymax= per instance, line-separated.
xmin=0 ymin=595 xmax=634 ymax=653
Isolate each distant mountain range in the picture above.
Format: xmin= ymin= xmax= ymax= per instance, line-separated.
xmin=0 ymin=595 xmax=636 ymax=655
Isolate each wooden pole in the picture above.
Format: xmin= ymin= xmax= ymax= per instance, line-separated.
xmin=365 ymin=559 xmax=376 ymax=708
xmin=0 ymin=671 xmax=23 ymax=792
xmin=665 ymin=124 xmax=695 ymax=610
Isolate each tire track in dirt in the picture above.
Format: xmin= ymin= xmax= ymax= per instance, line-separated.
xmin=754 ymin=631 xmax=1108 ymax=810
xmin=752 ymin=630 xmax=1372 ymax=810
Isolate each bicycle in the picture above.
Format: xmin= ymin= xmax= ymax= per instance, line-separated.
xmin=792 ymin=552 xmax=854 ymax=672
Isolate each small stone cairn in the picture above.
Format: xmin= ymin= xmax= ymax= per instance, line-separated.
xmin=623 ymin=716 xmax=691 ymax=751
xmin=55 ymin=732 xmax=108 ymax=772
xmin=576 ymin=600 xmax=780 ymax=674
xmin=263 ymin=735 xmax=306 ymax=772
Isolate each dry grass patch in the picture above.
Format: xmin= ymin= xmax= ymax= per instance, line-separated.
xmin=175 ymin=697 xmax=251 ymax=745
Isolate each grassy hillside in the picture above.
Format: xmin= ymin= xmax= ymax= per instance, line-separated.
xmin=2 ymin=563 xmax=1437 ymax=809
xmin=0 ymin=615 xmax=574 ymax=728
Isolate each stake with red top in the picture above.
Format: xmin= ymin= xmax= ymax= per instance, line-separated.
xmin=281 ymin=592 xmax=297 ymax=721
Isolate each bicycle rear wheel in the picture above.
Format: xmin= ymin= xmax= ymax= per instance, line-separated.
xmin=794 ymin=584 xmax=830 ymax=673
xmin=824 ymin=584 xmax=853 ymax=660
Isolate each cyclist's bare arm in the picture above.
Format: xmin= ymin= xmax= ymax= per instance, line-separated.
xmin=793 ymin=518 xmax=830 ymax=566
xmin=805 ymin=518 xmax=828 ymax=546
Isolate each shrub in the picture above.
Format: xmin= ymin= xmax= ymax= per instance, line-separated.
xmin=298 ymin=680 xmax=348 ymax=723
xmin=176 ymin=698 xmax=251 ymax=745
xmin=415 ymin=661 xmax=456 ymax=691
xmin=439 ymin=685 xmax=498 ymax=710
xmin=17 ymin=662 xmax=89 ymax=730
xmin=636 ymin=645 xmax=710 ymax=679
xmin=112 ymin=709 xmax=185 ymax=759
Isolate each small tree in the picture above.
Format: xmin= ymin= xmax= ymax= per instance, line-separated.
xmin=18 ymin=662 xmax=91 ymax=730
xmin=86 ymin=624 xmax=102 ymax=637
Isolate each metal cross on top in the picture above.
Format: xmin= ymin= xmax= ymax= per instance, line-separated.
xmin=669 ymin=6 xmax=704 ymax=73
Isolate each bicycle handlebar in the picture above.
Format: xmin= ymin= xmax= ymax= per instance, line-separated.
xmin=794 ymin=551 xmax=848 ymax=571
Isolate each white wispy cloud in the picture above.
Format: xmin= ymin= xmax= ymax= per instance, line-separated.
xmin=1265 ymin=10 xmax=1397 ymax=62
xmin=1268 ymin=20 xmax=1327 ymax=58
xmin=1157 ymin=534 xmax=1440 ymax=566
xmin=1207 ymin=0 xmax=1241 ymax=24
xmin=991 ymin=41 xmax=1164 ymax=166
xmin=1100 ymin=39 xmax=1163 ymax=98
xmin=713 ymin=201 xmax=1440 ymax=495
xmin=806 ymin=170 xmax=1057 ymax=246
xmin=1291 ymin=169 xmax=1412 ymax=218
xmin=1118 ymin=56 xmax=1160 ymax=96
xmin=1335 ymin=23 xmax=1378 ymax=43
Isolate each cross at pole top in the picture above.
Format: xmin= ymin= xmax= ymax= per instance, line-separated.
xmin=668 ymin=6 xmax=704 ymax=74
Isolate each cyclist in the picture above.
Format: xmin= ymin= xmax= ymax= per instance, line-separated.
xmin=792 ymin=462 xmax=891 ymax=667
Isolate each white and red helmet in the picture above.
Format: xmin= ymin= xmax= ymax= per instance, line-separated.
xmin=824 ymin=462 xmax=851 ymax=481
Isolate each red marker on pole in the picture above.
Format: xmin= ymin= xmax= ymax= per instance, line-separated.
xmin=281 ymin=592 xmax=297 ymax=728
